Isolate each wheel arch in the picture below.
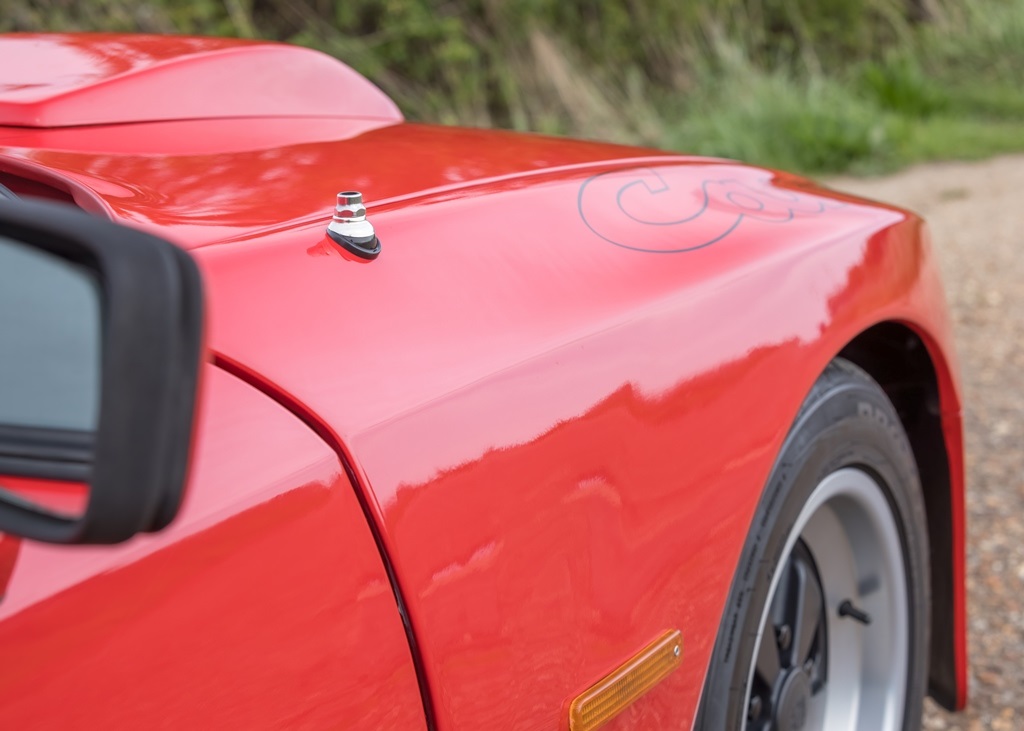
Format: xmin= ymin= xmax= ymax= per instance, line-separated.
xmin=837 ymin=320 xmax=965 ymax=711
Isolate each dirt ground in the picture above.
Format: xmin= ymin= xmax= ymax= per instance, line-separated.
xmin=831 ymin=156 xmax=1024 ymax=730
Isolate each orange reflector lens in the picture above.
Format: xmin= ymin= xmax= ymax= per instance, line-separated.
xmin=569 ymin=629 xmax=683 ymax=731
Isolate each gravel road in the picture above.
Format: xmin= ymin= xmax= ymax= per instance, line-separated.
xmin=831 ymin=156 xmax=1024 ymax=730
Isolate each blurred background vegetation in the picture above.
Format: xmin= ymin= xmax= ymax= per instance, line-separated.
xmin=4 ymin=0 xmax=1024 ymax=174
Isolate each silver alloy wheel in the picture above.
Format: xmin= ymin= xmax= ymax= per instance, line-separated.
xmin=742 ymin=467 xmax=910 ymax=731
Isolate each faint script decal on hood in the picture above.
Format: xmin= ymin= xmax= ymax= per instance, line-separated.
xmin=578 ymin=166 xmax=842 ymax=253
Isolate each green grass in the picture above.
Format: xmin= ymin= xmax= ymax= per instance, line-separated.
xmin=669 ymin=64 xmax=909 ymax=174
xmin=903 ymin=117 xmax=1024 ymax=164
xmin=666 ymin=49 xmax=1024 ymax=175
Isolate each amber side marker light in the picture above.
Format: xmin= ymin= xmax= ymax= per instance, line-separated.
xmin=569 ymin=629 xmax=683 ymax=731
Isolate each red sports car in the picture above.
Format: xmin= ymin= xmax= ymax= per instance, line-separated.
xmin=0 ymin=34 xmax=966 ymax=731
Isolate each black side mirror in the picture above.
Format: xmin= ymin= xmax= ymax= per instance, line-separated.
xmin=0 ymin=199 xmax=203 ymax=544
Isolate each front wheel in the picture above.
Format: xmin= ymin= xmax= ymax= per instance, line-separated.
xmin=696 ymin=359 xmax=931 ymax=731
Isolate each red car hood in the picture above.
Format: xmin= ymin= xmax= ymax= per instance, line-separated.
xmin=0 ymin=117 xmax=702 ymax=248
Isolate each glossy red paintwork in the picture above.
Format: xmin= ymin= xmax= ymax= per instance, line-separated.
xmin=0 ymin=120 xmax=682 ymax=247
xmin=193 ymin=167 xmax=965 ymax=728
xmin=0 ymin=476 xmax=88 ymax=518
xmin=0 ymin=366 xmax=426 ymax=729
xmin=0 ymin=34 xmax=401 ymax=127
xmin=0 ymin=33 xmax=966 ymax=729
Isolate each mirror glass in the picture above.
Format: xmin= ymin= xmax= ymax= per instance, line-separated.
xmin=0 ymin=235 xmax=101 ymax=432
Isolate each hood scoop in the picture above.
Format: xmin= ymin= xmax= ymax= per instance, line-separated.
xmin=0 ymin=33 xmax=402 ymax=128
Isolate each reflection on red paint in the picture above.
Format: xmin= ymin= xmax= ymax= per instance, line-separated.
xmin=0 ymin=534 xmax=20 ymax=600
xmin=0 ymin=476 xmax=88 ymax=519
xmin=0 ymin=366 xmax=426 ymax=730
xmin=0 ymin=34 xmax=401 ymax=127
xmin=0 ymin=121 xmax=678 ymax=246
xmin=195 ymin=158 xmax=964 ymax=727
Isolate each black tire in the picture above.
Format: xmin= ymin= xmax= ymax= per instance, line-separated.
xmin=696 ymin=358 xmax=930 ymax=730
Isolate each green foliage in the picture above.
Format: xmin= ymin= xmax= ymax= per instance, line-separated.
xmin=4 ymin=0 xmax=1024 ymax=174
xmin=674 ymin=66 xmax=909 ymax=174
xmin=858 ymin=56 xmax=950 ymax=117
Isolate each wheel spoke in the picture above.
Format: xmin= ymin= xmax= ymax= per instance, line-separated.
xmin=771 ymin=560 xmax=793 ymax=629
xmin=755 ymin=625 xmax=782 ymax=682
xmin=793 ymin=557 xmax=823 ymax=665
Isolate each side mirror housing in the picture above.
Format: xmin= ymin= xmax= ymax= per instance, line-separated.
xmin=0 ymin=199 xmax=203 ymax=543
